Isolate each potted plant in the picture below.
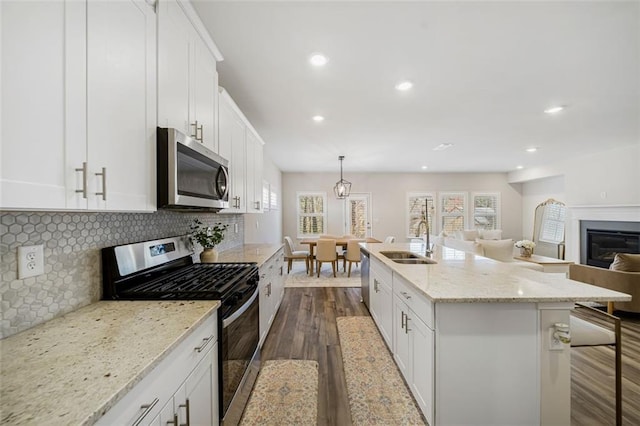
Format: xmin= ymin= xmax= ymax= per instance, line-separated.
xmin=189 ymin=219 xmax=229 ymax=263
xmin=515 ymin=239 xmax=536 ymax=258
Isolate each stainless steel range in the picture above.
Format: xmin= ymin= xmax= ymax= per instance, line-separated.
xmin=102 ymin=236 xmax=260 ymax=425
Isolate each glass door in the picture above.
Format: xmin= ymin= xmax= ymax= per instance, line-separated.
xmin=345 ymin=193 xmax=372 ymax=238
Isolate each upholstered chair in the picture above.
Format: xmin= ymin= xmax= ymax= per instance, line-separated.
xmin=384 ymin=236 xmax=395 ymax=243
xmin=315 ymin=239 xmax=338 ymax=277
xmin=345 ymin=239 xmax=365 ymax=277
xmin=284 ymin=236 xmax=309 ymax=274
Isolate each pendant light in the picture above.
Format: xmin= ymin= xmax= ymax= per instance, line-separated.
xmin=333 ymin=155 xmax=351 ymax=199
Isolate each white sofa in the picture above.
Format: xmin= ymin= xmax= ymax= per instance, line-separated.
xmin=433 ymin=231 xmax=544 ymax=272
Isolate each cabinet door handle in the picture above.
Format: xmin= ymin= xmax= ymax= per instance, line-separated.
xmin=267 ymin=282 xmax=272 ymax=297
xmin=75 ymin=162 xmax=88 ymax=198
xmin=132 ymin=397 xmax=159 ymax=426
xmin=179 ymin=399 xmax=190 ymax=426
xmin=190 ymin=120 xmax=199 ymax=139
xmin=405 ymin=316 xmax=411 ymax=334
xmin=279 ymin=266 xmax=283 ymax=276
xmin=194 ymin=335 xmax=214 ymax=353
xmin=400 ymin=291 xmax=411 ymax=300
xmin=255 ymin=200 xmax=261 ymax=210
xmin=196 ymin=124 xmax=203 ymax=142
xmin=401 ymin=311 xmax=406 ymax=329
xmin=95 ymin=167 xmax=107 ymax=201
xmin=166 ymin=413 xmax=178 ymax=425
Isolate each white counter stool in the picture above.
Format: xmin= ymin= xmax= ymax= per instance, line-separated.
xmin=570 ymin=303 xmax=622 ymax=426
xmin=316 ymin=239 xmax=338 ymax=277
xmin=284 ymin=236 xmax=309 ymax=274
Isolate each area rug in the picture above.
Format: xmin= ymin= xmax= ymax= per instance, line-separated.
xmin=240 ymin=360 xmax=318 ymax=426
xmin=337 ymin=317 xmax=426 ymax=425
xmin=284 ymin=262 xmax=361 ymax=288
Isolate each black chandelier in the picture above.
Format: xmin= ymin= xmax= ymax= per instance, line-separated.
xmin=333 ymin=155 xmax=352 ymax=199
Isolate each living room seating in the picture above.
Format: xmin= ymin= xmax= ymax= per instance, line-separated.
xmin=569 ymin=253 xmax=640 ymax=313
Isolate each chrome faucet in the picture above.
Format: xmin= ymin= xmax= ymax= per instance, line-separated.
xmin=415 ymin=199 xmax=432 ymax=256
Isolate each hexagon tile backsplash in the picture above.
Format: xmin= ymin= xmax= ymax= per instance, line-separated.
xmin=0 ymin=211 xmax=243 ymax=338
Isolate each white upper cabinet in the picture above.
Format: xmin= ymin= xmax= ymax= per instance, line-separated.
xmin=218 ymin=88 xmax=264 ymax=214
xmin=0 ymin=0 xmax=155 ymax=211
xmin=158 ymin=0 xmax=221 ymax=152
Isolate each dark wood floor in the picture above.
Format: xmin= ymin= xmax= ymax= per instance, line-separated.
xmin=260 ymin=287 xmax=640 ymax=426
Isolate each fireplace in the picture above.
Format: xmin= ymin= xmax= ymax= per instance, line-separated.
xmin=580 ymin=220 xmax=640 ymax=268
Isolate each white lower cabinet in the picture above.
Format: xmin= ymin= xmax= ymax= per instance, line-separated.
xmin=97 ymin=314 xmax=218 ymax=426
xmin=369 ymin=258 xmax=393 ymax=348
xmin=392 ymin=279 xmax=434 ymax=426
xmin=259 ymin=248 xmax=285 ymax=346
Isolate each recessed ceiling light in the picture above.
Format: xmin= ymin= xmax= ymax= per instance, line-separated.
xmin=421 ymin=165 xmax=428 ymax=170
xmin=309 ymin=53 xmax=328 ymax=67
xmin=312 ymin=115 xmax=325 ymax=122
xmin=526 ymin=147 xmax=538 ymax=153
xmin=433 ymin=143 xmax=454 ymax=151
xmin=544 ymin=106 xmax=565 ymax=114
xmin=395 ymin=81 xmax=413 ymax=91
xmin=516 ymin=165 xmax=524 ymax=170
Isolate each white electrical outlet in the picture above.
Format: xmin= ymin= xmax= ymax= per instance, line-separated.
xmin=18 ymin=245 xmax=44 ymax=279
xmin=234 ymin=223 xmax=239 ymax=233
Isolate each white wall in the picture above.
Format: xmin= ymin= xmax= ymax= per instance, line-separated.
xmin=244 ymin=155 xmax=283 ymax=244
xmin=509 ymin=143 xmax=640 ymax=206
xmin=521 ymin=176 xmax=566 ymax=240
xmin=282 ymin=172 xmax=523 ymax=243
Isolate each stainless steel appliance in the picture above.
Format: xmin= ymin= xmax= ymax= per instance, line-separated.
xmin=360 ymin=247 xmax=370 ymax=309
xmin=157 ymin=127 xmax=230 ymax=211
xmin=102 ymin=236 xmax=259 ymax=425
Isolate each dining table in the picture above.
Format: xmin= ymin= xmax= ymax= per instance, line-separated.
xmin=300 ymin=237 xmax=381 ymax=276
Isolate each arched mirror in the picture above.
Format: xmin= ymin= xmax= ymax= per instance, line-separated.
xmin=532 ymin=198 xmax=567 ymax=259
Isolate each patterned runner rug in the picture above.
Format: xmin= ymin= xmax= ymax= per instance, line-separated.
xmin=240 ymin=360 xmax=318 ymax=426
xmin=284 ymin=262 xmax=361 ymax=288
xmin=337 ymin=316 xmax=426 ymax=425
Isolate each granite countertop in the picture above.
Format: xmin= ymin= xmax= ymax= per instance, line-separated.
xmin=216 ymin=243 xmax=283 ymax=266
xmin=363 ymin=242 xmax=632 ymax=304
xmin=0 ymin=300 xmax=220 ymax=425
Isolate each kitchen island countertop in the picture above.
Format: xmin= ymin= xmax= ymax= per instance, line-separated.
xmin=0 ymin=300 xmax=220 ymax=425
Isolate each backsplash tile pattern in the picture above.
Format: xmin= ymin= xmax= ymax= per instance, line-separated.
xmin=0 ymin=211 xmax=243 ymax=338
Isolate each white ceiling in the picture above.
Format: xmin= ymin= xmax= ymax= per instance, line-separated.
xmin=191 ymin=1 xmax=640 ymax=174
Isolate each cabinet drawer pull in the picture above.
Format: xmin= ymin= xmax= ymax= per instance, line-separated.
xmin=132 ymin=397 xmax=159 ymax=426
xmin=179 ymin=399 xmax=190 ymax=426
xmin=400 ymin=291 xmax=411 ymax=300
xmin=75 ymin=162 xmax=88 ymax=199
xmin=194 ymin=335 xmax=214 ymax=353
xmin=374 ymin=279 xmax=379 ymax=292
xmin=95 ymin=167 xmax=107 ymax=201
xmin=405 ymin=316 xmax=411 ymax=334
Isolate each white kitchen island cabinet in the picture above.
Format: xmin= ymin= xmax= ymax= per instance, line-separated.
xmin=362 ymin=243 xmax=631 ymax=426
xmin=1 ymin=0 xmax=156 ymax=212
xmin=258 ymin=247 xmax=285 ymax=346
xmin=369 ymin=257 xmax=393 ymax=348
xmin=157 ymin=0 xmax=221 ymax=152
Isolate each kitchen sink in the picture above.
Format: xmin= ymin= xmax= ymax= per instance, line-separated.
xmin=379 ymin=251 xmax=437 ymax=265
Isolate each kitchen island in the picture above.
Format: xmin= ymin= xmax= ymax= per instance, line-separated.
xmin=362 ymin=242 xmax=631 ymax=425
xmin=0 ymin=300 xmax=220 ymax=425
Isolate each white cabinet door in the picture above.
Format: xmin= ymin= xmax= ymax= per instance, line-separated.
xmin=393 ymin=295 xmax=411 ymax=381
xmin=252 ymin=135 xmax=264 ymax=213
xmin=245 ymin=131 xmax=257 ymax=212
xmin=218 ymin=92 xmax=247 ymax=213
xmin=192 ymin=35 xmax=218 ymax=152
xmin=1 ymin=0 xmax=86 ymax=210
xmin=157 ymin=0 xmax=190 ymax=134
xmin=369 ymin=266 xmax=393 ymax=348
xmin=86 ymin=0 xmax=155 ymax=211
xmin=410 ymin=314 xmax=434 ymax=426
xmin=185 ymin=344 xmax=218 ymax=425
xmin=258 ymin=265 xmax=272 ymax=346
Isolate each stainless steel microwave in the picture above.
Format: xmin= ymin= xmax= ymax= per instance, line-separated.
xmin=157 ymin=127 xmax=230 ymax=210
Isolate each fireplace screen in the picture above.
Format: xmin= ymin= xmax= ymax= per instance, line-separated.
xmin=587 ymin=229 xmax=640 ymax=268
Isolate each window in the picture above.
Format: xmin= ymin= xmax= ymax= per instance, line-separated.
xmin=540 ymin=203 xmax=566 ymax=243
xmin=297 ymin=192 xmax=327 ymax=237
xmin=407 ymin=193 xmax=435 ymax=238
xmin=270 ymin=187 xmax=278 ymax=210
xmin=262 ymin=181 xmax=270 ymax=212
xmin=440 ymin=192 xmax=466 ymax=234
xmin=472 ymin=193 xmax=500 ymax=230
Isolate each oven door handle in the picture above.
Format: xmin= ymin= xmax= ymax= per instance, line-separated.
xmin=222 ymin=286 xmax=259 ymax=328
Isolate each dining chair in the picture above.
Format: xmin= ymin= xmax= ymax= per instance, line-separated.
xmin=316 ymin=239 xmax=338 ymax=277
xmin=345 ymin=239 xmax=365 ymax=277
xmin=384 ymin=236 xmax=395 ymax=243
xmin=283 ymin=236 xmax=309 ymax=274
xmin=570 ymin=303 xmax=622 ymax=425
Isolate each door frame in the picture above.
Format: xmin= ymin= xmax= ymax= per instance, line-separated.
xmin=343 ymin=192 xmax=373 ymax=238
